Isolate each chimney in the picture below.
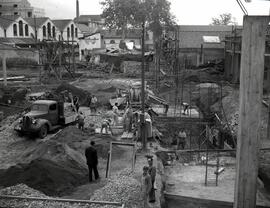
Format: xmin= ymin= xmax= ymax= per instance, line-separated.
xmin=76 ymin=0 xmax=80 ymax=19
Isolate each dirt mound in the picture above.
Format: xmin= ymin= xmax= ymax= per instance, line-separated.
xmin=54 ymin=83 xmax=91 ymax=105
xmin=98 ymin=86 xmax=117 ymax=93
xmin=51 ymin=126 xmax=116 ymax=158
xmin=0 ymin=184 xmax=89 ymax=208
xmin=0 ymin=140 xmax=88 ymax=196
xmin=90 ymin=169 xmax=142 ymax=208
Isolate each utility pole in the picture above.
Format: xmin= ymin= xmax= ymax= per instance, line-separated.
xmin=2 ymin=51 xmax=7 ymax=86
xmin=34 ymin=15 xmax=37 ymax=43
xmin=141 ymin=17 xmax=146 ymax=150
xmin=234 ymin=16 xmax=269 ymax=208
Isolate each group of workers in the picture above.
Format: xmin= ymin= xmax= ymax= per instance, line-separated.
xmin=84 ymin=141 xmax=156 ymax=208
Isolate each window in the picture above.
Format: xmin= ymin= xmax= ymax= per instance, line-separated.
xmin=75 ymin=28 xmax=78 ymax=38
xmin=47 ymin=22 xmax=51 ymax=37
xmin=19 ymin=21 xmax=23 ymax=36
xmin=14 ymin=12 xmax=18 ymax=15
xmin=67 ymin=27 xmax=70 ymax=39
xmin=27 ymin=12 xmax=32 ymax=17
xmin=110 ymin=40 xmax=115 ymax=44
xmin=13 ymin=4 xmax=18 ymax=8
xmin=42 ymin=25 xmax=46 ymax=37
xmin=52 ymin=26 xmax=56 ymax=38
xmin=31 ymin=104 xmax=48 ymax=112
xmin=25 ymin=24 xmax=29 ymax=36
xmin=49 ymin=104 xmax=57 ymax=111
xmin=4 ymin=29 xmax=6 ymax=37
xmin=71 ymin=24 xmax=74 ymax=38
xmin=13 ymin=24 xmax=17 ymax=36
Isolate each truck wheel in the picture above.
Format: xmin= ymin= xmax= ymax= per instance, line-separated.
xmin=39 ymin=125 xmax=48 ymax=139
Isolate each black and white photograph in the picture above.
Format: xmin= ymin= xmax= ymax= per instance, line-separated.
xmin=0 ymin=0 xmax=269 ymax=207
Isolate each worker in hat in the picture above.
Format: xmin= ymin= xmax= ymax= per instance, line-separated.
xmin=141 ymin=166 xmax=152 ymax=208
xmin=147 ymin=157 xmax=156 ymax=203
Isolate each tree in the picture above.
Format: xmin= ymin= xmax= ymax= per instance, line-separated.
xmin=100 ymin=0 xmax=175 ymax=40
xmin=211 ymin=13 xmax=233 ymax=25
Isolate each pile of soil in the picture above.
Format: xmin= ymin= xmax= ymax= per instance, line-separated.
xmin=0 ymin=140 xmax=88 ymax=196
xmin=54 ymin=83 xmax=91 ymax=106
xmin=0 ymin=184 xmax=90 ymax=208
xmin=0 ymin=126 xmax=123 ymax=197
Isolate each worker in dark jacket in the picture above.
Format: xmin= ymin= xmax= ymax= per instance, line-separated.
xmin=85 ymin=141 xmax=99 ymax=182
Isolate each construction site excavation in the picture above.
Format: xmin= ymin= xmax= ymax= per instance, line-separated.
xmin=0 ymin=1 xmax=270 ymax=208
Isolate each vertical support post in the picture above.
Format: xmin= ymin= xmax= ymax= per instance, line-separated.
xmin=234 ymin=16 xmax=269 ymax=208
xmin=141 ymin=19 xmax=146 ymax=150
xmin=108 ymin=142 xmax=113 ymax=178
xmin=132 ymin=145 xmax=136 ymax=172
xmin=59 ymin=42 xmax=62 ymax=80
xmin=72 ymin=36 xmax=75 ymax=73
xmin=267 ymin=104 xmax=270 ymax=140
xmin=2 ymin=52 xmax=7 ymax=87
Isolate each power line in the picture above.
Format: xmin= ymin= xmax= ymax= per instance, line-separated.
xmin=236 ymin=0 xmax=249 ymax=15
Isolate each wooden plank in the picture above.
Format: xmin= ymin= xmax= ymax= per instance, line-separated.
xmin=0 ymin=195 xmax=122 ymax=206
xmin=234 ymin=16 xmax=270 ymax=208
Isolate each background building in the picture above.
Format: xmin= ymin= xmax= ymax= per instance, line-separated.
xmin=0 ymin=0 xmax=45 ymax=18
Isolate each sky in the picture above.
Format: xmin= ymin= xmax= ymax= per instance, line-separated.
xmin=29 ymin=0 xmax=270 ymax=25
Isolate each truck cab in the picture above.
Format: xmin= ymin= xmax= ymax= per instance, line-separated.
xmin=14 ymin=100 xmax=64 ymax=138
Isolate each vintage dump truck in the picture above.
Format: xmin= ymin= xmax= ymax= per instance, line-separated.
xmin=14 ymin=100 xmax=78 ymax=138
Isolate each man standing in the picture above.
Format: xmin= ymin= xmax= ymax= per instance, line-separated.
xmin=85 ymin=141 xmax=99 ymax=182
xmin=112 ymin=103 xmax=119 ymax=126
xmin=141 ymin=166 xmax=152 ymax=208
xmin=147 ymin=157 xmax=156 ymax=203
xmin=90 ymin=95 xmax=98 ymax=113
xmin=77 ymin=111 xmax=85 ymax=130
xmin=178 ymin=129 xmax=187 ymax=149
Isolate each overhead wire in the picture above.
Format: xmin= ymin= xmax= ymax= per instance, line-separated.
xmin=236 ymin=0 xmax=249 ymax=15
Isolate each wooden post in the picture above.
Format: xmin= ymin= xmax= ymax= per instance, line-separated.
xmin=234 ymin=16 xmax=269 ymax=208
xmin=108 ymin=142 xmax=113 ymax=177
xmin=2 ymin=52 xmax=7 ymax=86
xmin=267 ymin=104 xmax=270 ymax=140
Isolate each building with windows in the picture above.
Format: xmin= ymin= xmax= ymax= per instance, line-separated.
xmin=52 ymin=19 xmax=82 ymax=42
xmin=0 ymin=15 xmax=33 ymax=38
xmin=0 ymin=0 xmax=45 ymax=18
xmin=74 ymin=15 xmax=104 ymax=29
xmin=24 ymin=17 xmax=59 ymax=41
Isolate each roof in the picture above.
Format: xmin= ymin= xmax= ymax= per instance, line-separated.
xmin=0 ymin=15 xmax=21 ymax=29
xmin=102 ymin=29 xmax=141 ymax=39
xmin=0 ymin=37 xmax=36 ymax=45
xmin=74 ymin=15 xmax=103 ymax=23
xmin=178 ymin=25 xmax=234 ymax=32
xmin=24 ymin=17 xmax=50 ymax=28
xmin=52 ymin=19 xmax=73 ymax=31
xmin=178 ymin=25 xmax=233 ymax=49
xmin=75 ymin=23 xmax=96 ymax=34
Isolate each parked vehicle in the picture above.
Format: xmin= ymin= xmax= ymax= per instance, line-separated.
xmin=14 ymin=100 xmax=78 ymax=138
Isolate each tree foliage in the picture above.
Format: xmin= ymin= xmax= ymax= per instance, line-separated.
xmin=211 ymin=13 xmax=233 ymax=25
xmin=100 ymin=0 xmax=175 ymax=39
